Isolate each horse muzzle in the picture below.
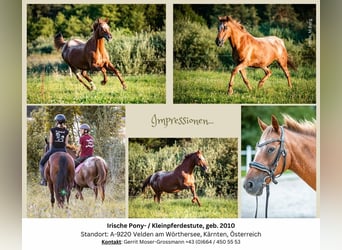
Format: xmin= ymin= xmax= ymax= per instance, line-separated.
xmin=243 ymin=177 xmax=265 ymax=196
xmin=215 ymin=38 xmax=224 ymax=47
xmin=200 ymin=165 xmax=208 ymax=171
xmin=104 ymin=33 xmax=112 ymax=41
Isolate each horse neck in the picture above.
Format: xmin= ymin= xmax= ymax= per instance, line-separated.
xmin=228 ymin=23 xmax=252 ymax=50
xmin=175 ymin=155 xmax=196 ymax=174
xmin=284 ymin=129 xmax=316 ymax=190
xmin=93 ymin=32 xmax=107 ymax=54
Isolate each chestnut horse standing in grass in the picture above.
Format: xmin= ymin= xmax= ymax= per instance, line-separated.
xmin=243 ymin=115 xmax=316 ymax=217
xmin=54 ymin=18 xmax=127 ymax=91
xmin=215 ymin=16 xmax=295 ymax=95
xmin=67 ymin=146 xmax=108 ymax=202
xmin=142 ymin=150 xmax=208 ymax=206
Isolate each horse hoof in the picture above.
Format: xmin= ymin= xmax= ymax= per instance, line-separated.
xmin=227 ymin=89 xmax=233 ymax=95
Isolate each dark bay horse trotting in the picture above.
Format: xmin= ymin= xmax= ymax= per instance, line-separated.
xmin=67 ymin=146 xmax=108 ymax=202
xmin=142 ymin=150 xmax=208 ymax=206
xmin=44 ymin=152 xmax=75 ymax=208
xmin=243 ymin=115 xmax=316 ymax=217
xmin=216 ymin=16 xmax=295 ymax=95
xmin=54 ymin=18 xmax=127 ymax=91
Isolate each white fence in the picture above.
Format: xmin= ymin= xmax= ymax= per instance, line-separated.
xmin=241 ymin=145 xmax=256 ymax=173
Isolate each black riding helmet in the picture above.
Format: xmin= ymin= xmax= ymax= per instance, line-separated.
xmin=54 ymin=114 xmax=66 ymax=124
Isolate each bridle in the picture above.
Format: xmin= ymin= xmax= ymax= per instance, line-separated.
xmin=249 ymin=126 xmax=287 ymax=218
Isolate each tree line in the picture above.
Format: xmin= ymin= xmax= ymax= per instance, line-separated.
xmin=27 ymin=4 xmax=165 ymax=45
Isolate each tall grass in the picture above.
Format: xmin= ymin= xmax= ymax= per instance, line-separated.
xmin=129 ymin=197 xmax=238 ymax=218
xmin=26 ymin=181 xmax=125 ymax=218
xmin=27 ymin=73 xmax=165 ymax=104
xmin=173 ymin=67 xmax=316 ymax=104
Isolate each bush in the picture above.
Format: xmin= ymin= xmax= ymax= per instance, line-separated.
xmin=174 ymin=19 xmax=222 ymax=70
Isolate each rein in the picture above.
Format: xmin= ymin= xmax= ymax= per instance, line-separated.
xmin=249 ymin=126 xmax=287 ymax=218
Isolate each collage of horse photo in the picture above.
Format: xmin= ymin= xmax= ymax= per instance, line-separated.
xmin=25 ymin=3 xmax=317 ymax=219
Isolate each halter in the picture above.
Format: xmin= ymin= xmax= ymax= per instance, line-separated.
xmin=249 ymin=126 xmax=287 ymax=218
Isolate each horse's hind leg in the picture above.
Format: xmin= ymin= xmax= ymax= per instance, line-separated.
xmin=72 ymin=70 xmax=94 ymax=91
xmin=278 ymin=61 xmax=292 ymax=88
xmin=106 ymin=63 xmax=127 ymax=90
xmin=190 ymin=185 xmax=201 ymax=207
xmin=258 ymin=67 xmax=272 ymax=88
xmin=81 ymin=71 xmax=96 ymax=90
xmin=48 ymin=183 xmax=55 ymax=208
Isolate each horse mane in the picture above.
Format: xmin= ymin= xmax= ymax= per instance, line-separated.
xmin=227 ymin=16 xmax=248 ymax=33
xmin=283 ymin=114 xmax=316 ymax=136
xmin=66 ymin=144 xmax=78 ymax=152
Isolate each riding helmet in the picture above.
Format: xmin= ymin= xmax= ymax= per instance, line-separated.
xmin=80 ymin=123 xmax=91 ymax=131
xmin=54 ymin=114 xmax=66 ymax=124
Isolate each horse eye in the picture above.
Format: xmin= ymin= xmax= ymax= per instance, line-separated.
xmin=267 ymin=147 xmax=276 ymax=154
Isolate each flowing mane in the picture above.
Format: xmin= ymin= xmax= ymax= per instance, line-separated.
xmin=228 ymin=16 xmax=248 ymax=33
xmin=283 ymin=114 xmax=316 ymax=136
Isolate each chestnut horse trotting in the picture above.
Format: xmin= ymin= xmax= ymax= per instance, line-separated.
xmin=44 ymin=151 xmax=75 ymax=208
xmin=142 ymin=150 xmax=208 ymax=206
xmin=54 ymin=18 xmax=126 ymax=91
xmin=67 ymin=147 xmax=108 ymax=202
xmin=243 ymin=115 xmax=316 ymax=217
xmin=215 ymin=16 xmax=295 ymax=95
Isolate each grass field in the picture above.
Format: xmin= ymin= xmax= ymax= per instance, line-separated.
xmin=129 ymin=196 xmax=238 ymax=218
xmin=25 ymin=181 xmax=125 ymax=218
xmin=26 ymin=73 xmax=166 ymax=104
xmin=174 ymin=68 xmax=316 ymax=104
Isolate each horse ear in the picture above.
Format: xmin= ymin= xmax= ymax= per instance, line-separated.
xmin=257 ymin=117 xmax=268 ymax=131
xmin=271 ymin=115 xmax=280 ymax=133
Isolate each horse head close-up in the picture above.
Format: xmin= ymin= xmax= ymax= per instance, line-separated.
xmin=243 ymin=114 xmax=316 ymax=217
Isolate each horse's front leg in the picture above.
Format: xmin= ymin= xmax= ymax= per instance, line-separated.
xmin=190 ymin=185 xmax=201 ymax=207
xmin=106 ymin=62 xmax=127 ymax=90
xmin=228 ymin=63 xmax=246 ymax=95
xmin=100 ymin=67 xmax=108 ymax=85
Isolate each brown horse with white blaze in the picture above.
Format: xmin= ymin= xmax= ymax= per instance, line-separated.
xmin=216 ymin=16 xmax=295 ymax=95
xmin=142 ymin=150 xmax=208 ymax=206
xmin=54 ymin=18 xmax=126 ymax=91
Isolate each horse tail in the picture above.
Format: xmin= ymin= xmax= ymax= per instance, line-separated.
xmin=55 ymin=154 xmax=69 ymax=207
xmin=142 ymin=175 xmax=152 ymax=193
xmin=95 ymin=158 xmax=108 ymax=202
xmin=54 ymin=32 xmax=66 ymax=50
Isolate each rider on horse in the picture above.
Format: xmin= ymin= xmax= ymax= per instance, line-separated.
xmin=74 ymin=123 xmax=94 ymax=168
xmin=39 ymin=114 xmax=70 ymax=186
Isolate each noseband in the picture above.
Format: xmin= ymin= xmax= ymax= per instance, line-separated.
xmin=249 ymin=126 xmax=287 ymax=218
